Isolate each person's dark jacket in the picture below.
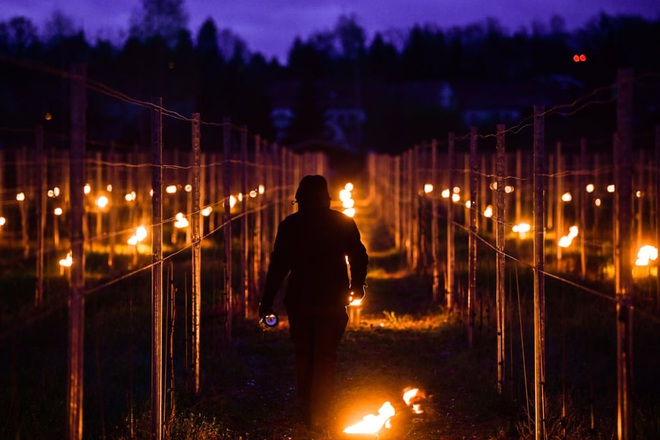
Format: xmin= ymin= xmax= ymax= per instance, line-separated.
xmin=260 ymin=204 xmax=368 ymax=312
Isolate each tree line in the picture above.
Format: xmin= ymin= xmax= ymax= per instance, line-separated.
xmin=1 ymin=0 xmax=659 ymax=153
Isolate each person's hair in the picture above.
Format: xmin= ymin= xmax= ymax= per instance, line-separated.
xmin=295 ymin=175 xmax=331 ymax=207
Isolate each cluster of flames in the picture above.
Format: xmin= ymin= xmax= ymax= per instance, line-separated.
xmin=343 ymin=387 xmax=425 ymax=435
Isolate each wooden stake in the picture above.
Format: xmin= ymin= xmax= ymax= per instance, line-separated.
xmin=67 ymin=63 xmax=87 ymax=440
xmin=533 ymin=104 xmax=547 ymax=440
xmin=446 ymin=132 xmax=455 ymax=310
xmin=496 ymin=124 xmax=507 ymax=394
xmin=468 ymin=128 xmax=478 ymax=347
xmin=614 ymin=67 xmax=634 ymax=440
xmin=191 ymin=113 xmax=201 ymax=394
xmin=151 ymin=96 xmax=164 ymax=440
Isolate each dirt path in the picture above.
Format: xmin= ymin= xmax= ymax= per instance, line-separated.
xmin=202 ymin=214 xmax=514 ymax=439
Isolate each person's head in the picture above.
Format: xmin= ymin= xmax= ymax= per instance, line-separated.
xmin=295 ymin=175 xmax=331 ymax=209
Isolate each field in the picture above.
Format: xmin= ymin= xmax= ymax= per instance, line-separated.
xmin=1 ymin=212 xmax=659 ymax=439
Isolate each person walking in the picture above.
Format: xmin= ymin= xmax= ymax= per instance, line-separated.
xmin=258 ymin=175 xmax=369 ymax=435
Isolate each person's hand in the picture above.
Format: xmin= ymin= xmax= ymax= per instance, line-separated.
xmin=348 ymin=284 xmax=366 ymax=304
xmin=258 ymin=302 xmax=273 ymax=317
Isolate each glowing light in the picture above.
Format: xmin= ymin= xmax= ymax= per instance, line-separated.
xmin=423 ymin=183 xmax=433 ymax=194
xmin=636 ymin=245 xmax=658 ymax=266
xmin=453 ymin=186 xmax=460 ymax=194
xmin=237 ymin=193 xmax=244 ymax=202
xmin=607 ymin=184 xmax=615 ymax=193
xmin=339 ymin=189 xmax=352 ymax=202
xmin=174 ymin=212 xmax=189 ymax=229
xmin=59 ymin=251 xmax=73 ymax=267
xmin=561 ymin=192 xmax=572 ymax=202
xmin=483 ymin=205 xmax=493 ymax=218
xmin=54 ymin=207 xmax=63 ymax=216
xmin=348 ymin=297 xmax=363 ymax=307
xmin=258 ymin=184 xmax=265 ymax=194
xmin=125 ymin=191 xmax=136 ymax=202
xmin=150 ymin=189 xmax=154 ymax=197
xmin=451 ymin=193 xmax=460 ymax=202
xmin=489 ymin=182 xmax=497 ymax=190
xmin=166 ymin=185 xmax=177 ymax=194
xmin=343 ymin=402 xmax=395 ymax=435
xmin=45 ymin=112 xmax=52 ymax=121
xmin=16 ymin=192 xmax=25 ymax=201
xmin=345 ymin=182 xmax=354 ymax=191
xmin=636 ymin=191 xmax=643 ymax=198
xmin=249 ymin=190 xmax=257 ymax=198
xmin=594 ymin=198 xmax=602 ymax=207
xmin=0 ymin=217 xmax=5 ymax=226
xmin=84 ymin=184 xmax=91 ymax=195
xmin=184 ymin=184 xmax=192 ymax=192
xmin=201 ymin=206 xmax=213 ymax=216
xmin=343 ymin=198 xmax=355 ymax=209
xmin=465 ymin=200 xmax=472 ymax=209
xmin=441 ymin=189 xmax=450 ymax=199
xmin=106 ymin=184 xmax=113 ymax=192
xmin=505 ymin=185 xmax=514 ymax=193
xmin=229 ymin=195 xmax=237 ymax=208
xmin=403 ymin=388 xmax=424 ymax=414
xmin=558 ymin=225 xmax=579 ymax=248
xmin=343 ymin=208 xmax=356 ymax=218
xmin=95 ymin=195 xmax=109 ymax=209
xmin=586 ymin=183 xmax=595 ymax=193
xmin=128 ymin=226 xmax=148 ymax=245
xmin=513 ymin=223 xmax=531 ymax=234
xmin=48 ymin=189 xmax=55 ymax=197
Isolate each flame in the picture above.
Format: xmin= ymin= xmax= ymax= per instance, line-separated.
xmin=403 ymin=388 xmax=424 ymax=414
xmin=343 ymin=401 xmax=395 ymax=435
xmin=636 ymin=245 xmax=658 ymax=266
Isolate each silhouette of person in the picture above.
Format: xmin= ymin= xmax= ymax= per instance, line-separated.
xmin=259 ymin=174 xmax=369 ymax=433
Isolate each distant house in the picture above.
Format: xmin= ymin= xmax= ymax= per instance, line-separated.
xmin=268 ymin=75 xmax=584 ymax=151
xmin=269 ymin=80 xmax=366 ymax=153
xmin=450 ymin=75 xmax=584 ymax=129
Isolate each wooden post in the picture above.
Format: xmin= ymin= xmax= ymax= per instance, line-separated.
xmin=191 ymin=113 xmax=202 ymax=394
xmin=556 ymin=142 xmax=564 ymax=263
xmin=240 ymin=126 xmax=250 ymax=318
xmin=18 ymin=146 xmax=29 ymax=258
xmin=516 ymin=149 xmax=522 ymax=223
xmin=615 ymin=68 xmax=634 ymax=440
xmin=446 ymin=133 xmax=455 ymax=310
xmin=411 ymin=146 xmax=419 ymax=270
xmin=580 ymin=139 xmax=588 ymax=278
xmin=67 ymin=63 xmax=86 ymax=440
xmin=151 ymin=96 xmax=164 ymax=440
xmin=253 ymin=136 xmax=263 ymax=302
xmin=0 ymin=150 xmax=4 ymax=246
xmin=223 ymin=118 xmax=233 ymax=341
xmin=108 ymin=149 xmax=118 ymax=273
xmin=656 ymin=125 xmax=660 ymax=313
xmin=36 ymin=125 xmax=46 ymax=308
xmin=533 ymin=105 xmax=547 ymax=440
xmin=496 ymin=124 xmax=507 ymax=394
xmin=468 ymin=128 xmax=478 ymax=347
xmin=394 ymin=156 xmax=402 ymax=250
xmin=431 ymin=140 xmax=441 ymax=303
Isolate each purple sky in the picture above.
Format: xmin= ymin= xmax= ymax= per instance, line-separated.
xmin=2 ymin=0 xmax=659 ymax=61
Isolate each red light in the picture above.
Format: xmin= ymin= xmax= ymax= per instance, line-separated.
xmin=579 ymin=54 xmax=586 ymax=62
xmin=573 ymin=54 xmax=580 ymax=62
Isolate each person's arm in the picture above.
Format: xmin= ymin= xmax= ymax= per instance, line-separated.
xmin=346 ymin=220 xmax=368 ymax=299
xmin=259 ymin=221 xmax=292 ymax=315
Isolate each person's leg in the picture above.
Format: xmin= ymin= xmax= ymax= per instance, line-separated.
xmin=309 ymin=308 xmax=348 ymax=428
xmin=288 ymin=311 xmax=315 ymax=426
